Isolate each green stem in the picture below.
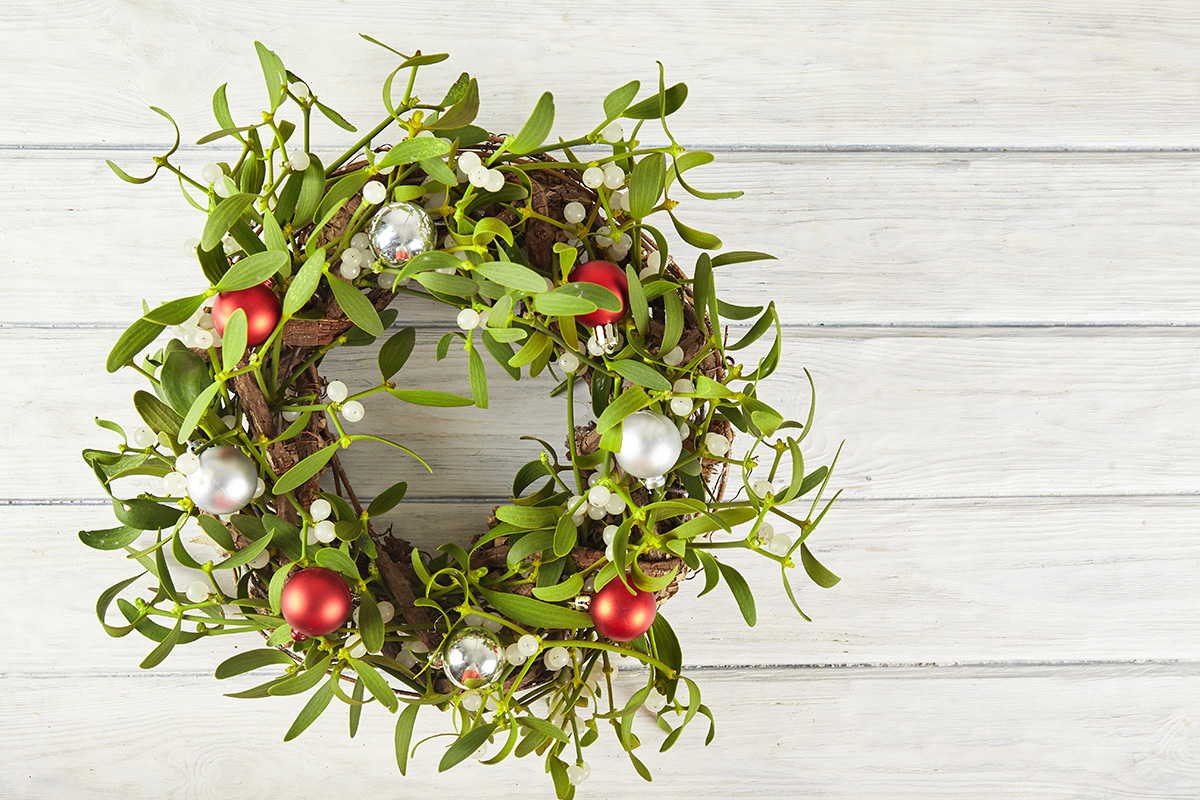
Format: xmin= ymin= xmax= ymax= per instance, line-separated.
xmin=528 ymin=320 xmax=609 ymax=377
xmin=510 ymin=147 xmax=669 ymax=171
xmin=277 ymin=336 xmax=346 ymax=393
xmin=557 ymin=639 xmax=675 ymax=677
xmin=326 ymin=113 xmax=396 ymax=176
xmin=346 ymin=384 xmax=391 ymax=402
xmin=159 ymin=161 xmax=207 ymax=191
xmin=302 ymin=101 xmax=311 ymax=153
xmin=264 ymin=116 xmax=289 ymax=165
xmin=492 ymin=135 xmax=590 ymax=160
xmin=128 ymin=361 xmax=161 ymax=386
xmin=566 ymin=377 xmax=583 ymax=493
xmin=767 ymin=506 xmax=809 ymax=529
xmin=688 ymin=540 xmax=750 ymax=550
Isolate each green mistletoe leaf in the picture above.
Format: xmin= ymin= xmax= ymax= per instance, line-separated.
xmin=385 ymin=388 xmax=473 ymax=407
xmin=283 ymin=247 xmax=326 ymax=316
xmin=214 ymin=250 xmax=288 ymax=292
xmin=293 ymin=155 xmax=325 ymax=225
xmin=425 ymin=76 xmax=479 ymax=130
xmin=213 ymin=530 xmax=273 ymax=571
xmin=348 ymin=657 xmax=397 ymax=712
xmin=177 ymin=381 xmax=222 ymax=444
xmin=622 ymin=81 xmax=688 ymax=119
xmin=106 ymin=317 xmax=165 ymax=373
xmin=507 ymin=91 xmax=555 ymax=155
xmin=628 ymin=153 xmax=665 ymax=219
xmin=516 ymin=716 xmax=570 ymax=743
xmin=477 ymin=587 xmax=592 ymax=630
xmin=495 ymin=505 xmax=559 ymax=529
xmin=314 ymin=99 xmax=357 ymax=132
xmin=439 ymin=723 xmax=497 ymax=772
xmin=328 ymin=276 xmax=383 ymax=336
xmin=160 ymin=348 xmax=213 ymax=416
xmin=283 ymin=676 xmax=336 ymax=741
xmin=271 ymin=654 xmax=333 ymax=696
xmin=800 ymin=543 xmax=841 ymax=588
xmin=273 ymin=445 xmax=338 ymax=496
xmin=377 ymin=137 xmax=453 ymax=169
xmin=367 ymin=480 xmax=408 ymax=517
xmin=201 ymin=193 xmax=255 ymax=251
xmin=142 ymin=293 xmax=207 ymax=326
xmin=78 ymin=525 xmax=141 ymax=551
xmin=715 ymin=560 xmax=756 ymax=627
xmin=254 ymin=41 xmax=285 ymax=110
xmin=395 ymin=703 xmax=419 ymax=775
xmin=315 ymin=547 xmax=360 ymax=581
xmin=603 ymin=80 xmax=641 ymax=120
xmin=112 ymin=498 xmax=183 ymax=531
xmin=609 ymin=360 xmax=672 ymax=392
xmin=595 ymin=386 xmax=651 ymax=434
xmin=357 ymin=590 xmax=384 ymax=654
xmin=414 ymin=270 xmax=478 ymax=297
xmin=711 ymin=250 xmax=776 ymax=268
xmin=134 ymin=390 xmax=184 ymax=441
xmin=668 ymin=210 xmax=722 ymax=250
xmin=139 ymin=615 xmax=182 ymax=669
xmin=471 ymin=261 xmax=544 ymax=293
xmin=378 ymin=327 xmax=416 ymax=379
xmin=220 ymin=308 xmax=248 ymax=373
xmin=214 ymin=648 xmax=294 ymax=679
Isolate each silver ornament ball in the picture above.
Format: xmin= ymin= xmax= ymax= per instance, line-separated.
xmin=441 ymin=627 xmax=505 ymax=689
xmin=614 ymin=410 xmax=682 ymax=488
xmin=186 ymin=446 xmax=258 ymax=515
xmin=366 ymin=201 xmax=436 ymax=267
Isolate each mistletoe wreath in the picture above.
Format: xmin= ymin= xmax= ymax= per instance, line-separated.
xmin=82 ymin=39 xmax=843 ymax=792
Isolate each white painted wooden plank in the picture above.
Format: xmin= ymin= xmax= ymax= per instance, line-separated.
xmin=6 ymin=4 xmax=1198 ymax=797
xmin=6 ymin=150 xmax=1200 ymax=326
xmin=5 ymin=2 xmax=1200 ymax=147
xmin=9 ymin=327 xmax=1198 ymax=501
xmin=12 ymin=496 xmax=1200 ymax=675
xmin=3 ymin=664 xmax=1198 ymax=798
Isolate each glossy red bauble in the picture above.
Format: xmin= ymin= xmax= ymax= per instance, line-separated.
xmin=212 ymin=283 xmax=282 ymax=347
xmin=568 ymin=260 xmax=628 ymax=328
xmin=589 ymin=578 xmax=657 ymax=642
xmin=280 ymin=567 xmax=353 ymax=638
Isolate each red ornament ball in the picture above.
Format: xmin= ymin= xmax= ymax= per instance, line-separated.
xmin=568 ymin=260 xmax=628 ymax=328
xmin=589 ymin=578 xmax=657 ymax=641
xmin=212 ymin=283 xmax=282 ymax=347
xmin=280 ymin=567 xmax=353 ymax=638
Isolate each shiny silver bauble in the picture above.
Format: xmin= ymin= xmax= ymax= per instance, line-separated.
xmin=614 ymin=410 xmax=682 ymax=489
xmin=186 ymin=446 xmax=258 ymax=515
xmin=440 ymin=626 xmax=505 ymax=689
xmin=366 ymin=201 xmax=436 ymax=267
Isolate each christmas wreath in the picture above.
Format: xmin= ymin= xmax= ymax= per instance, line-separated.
xmin=82 ymin=38 xmax=843 ymax=793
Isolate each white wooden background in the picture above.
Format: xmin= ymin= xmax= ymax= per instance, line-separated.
xmin=2 ymin=1 xmax=1200 ymax=797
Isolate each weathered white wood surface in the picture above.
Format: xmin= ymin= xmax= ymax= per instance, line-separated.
xmin=2 ymin=1 xmax=1199 ymax=797
xmin=3 ymin=665 xmax=1199 ymax=799
xmin=6 ymin=327 xmax=1197 ymax=501
xmin=7 ymin=152 xmax=1200 ymax=325
xmin=6 ymin=499 xmax=1199 ymax=675
xmin=5 ymin=1 xmax=1200 ymax=148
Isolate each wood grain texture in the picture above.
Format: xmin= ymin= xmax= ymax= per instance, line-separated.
xmin=9 ymin=327 xmax=1197 ymax=501
xmin=5 ymin=150 xmax=1200 ymax=325
xmin=5 ymin=1 xmax=1200 ymax=147
xmin=2 ymin=665 xmax=1198 ymax=798
xmin=11 ymin=496 xmax=1200 ymax=675
xmin=4 ymin=1 xmax=1199 ymax=795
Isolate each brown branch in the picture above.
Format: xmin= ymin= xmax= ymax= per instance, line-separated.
xmin=373 ymin=544 xmax=440 ymax=652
